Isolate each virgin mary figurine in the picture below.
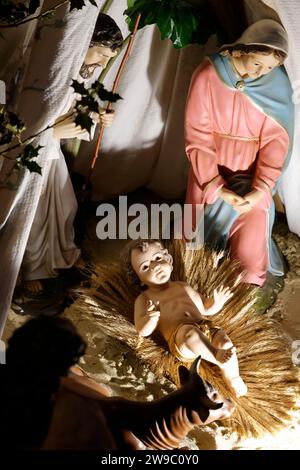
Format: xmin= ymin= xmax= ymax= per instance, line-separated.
xmin=185 ymin=19 xmax=294 ymax=286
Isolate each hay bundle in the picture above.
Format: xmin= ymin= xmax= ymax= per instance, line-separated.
xmin=72 ymin=240 xmax=299 ymax=438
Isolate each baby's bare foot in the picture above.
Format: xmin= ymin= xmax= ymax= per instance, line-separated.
xmin=215 ymin=347 xmax=234 ymax=364
xmin=223 ymin=376 xmax=248 ymax=398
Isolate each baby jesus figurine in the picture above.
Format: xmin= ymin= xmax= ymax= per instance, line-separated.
xmin=122 ymin=240 xmax=247 ymax=398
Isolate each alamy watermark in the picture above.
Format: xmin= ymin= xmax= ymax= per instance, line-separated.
xmin=95 ymin=196 xmax=204 ymax=249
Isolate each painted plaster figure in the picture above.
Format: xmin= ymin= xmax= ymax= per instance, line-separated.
xmin=22 ymin=14 xmax=123 ymax=295
xmin=122 ymin=239 xmax=247 ymax=398
xmin=185 ymin=19 xmax=294 ymax=286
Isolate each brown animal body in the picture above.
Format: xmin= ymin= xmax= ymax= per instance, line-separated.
xmin=43 ymin=357 xmax=234 ymax=450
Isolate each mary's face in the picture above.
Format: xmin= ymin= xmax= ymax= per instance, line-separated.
xmin=79 ymin=45 xmax=117 ymax=79
xmin=239 ymin=52 xmax=280 ymax=79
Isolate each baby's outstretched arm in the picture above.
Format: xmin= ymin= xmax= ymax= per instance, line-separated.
xmin=184 ymin=284 xmax=232 ymax=316
xmin=202 ymin=286 xmax=233 ymax=316
xmin=134 ymin=294 xmax=160 ymax=337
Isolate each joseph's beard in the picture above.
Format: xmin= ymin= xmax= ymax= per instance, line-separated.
xmin=79 ymin=63 xmax=100 ymax=79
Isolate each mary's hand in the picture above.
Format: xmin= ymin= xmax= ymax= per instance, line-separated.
xmin=218 ymin=187 xmax=245 ymax=209
xmin=219 ymin=187 xmax=263 ymax=214
xmin=243 ymin=189 xmax=264 ymax=209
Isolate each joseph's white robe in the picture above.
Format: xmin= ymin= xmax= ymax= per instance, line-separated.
xmin=0 ymin=1 xmax=103 ymax=335
xmin=21 ymin=83 xmax=96 ymax=281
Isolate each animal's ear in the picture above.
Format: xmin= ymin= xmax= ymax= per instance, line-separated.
xmin=190 ymin=356 xmax=201 ymax=376
xmin=179 ymin=356 xmax=202 ymax=385
xmin=201 ymin=396 xmax=224 ymax=410
xmin=178 ymin=365 xmax=190 ymax=386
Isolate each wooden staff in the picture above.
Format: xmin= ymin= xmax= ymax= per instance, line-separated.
xmin=82 ymin=13 xmax=142 ymax=194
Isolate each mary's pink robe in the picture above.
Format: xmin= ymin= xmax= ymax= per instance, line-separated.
xmin=185 ymin=58 xmax=289 ymax=285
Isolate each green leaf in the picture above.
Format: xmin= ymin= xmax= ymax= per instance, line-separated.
xmin=75 ymin=112 xmax=93 ymax=133
xmin=90 ymin=81 xmax=122 ymax=103
xmin=78 ymin=95 xmax=99 ymax=113
xmin=7 ymin=111 xmax=25 ymax=132
xmin=170 ymin=10 xmax=193 ymax=48
xmin=71 ymin=79 xmax=87 ymax=96
xmin=124 ymin=0 xmax=153 ymax=30
xmin=127 ymin=0 xmax=137 ymax=8
xmin=70 ymin=0 xmax=86 ymax=11
xmin=124 ymin=0 xmax=215 ymax=49
xmin=21 ymin=144 xmax=43 ymax=161
xmin=156 ymin=3 xmax=174 ymax=40
xmin=14 ymin=144 xmax=43 ymax=174
xmin=22 ymin=160 xmax=42 ymax=175
xmin=0 ymin=130 xmax=12 ymax=145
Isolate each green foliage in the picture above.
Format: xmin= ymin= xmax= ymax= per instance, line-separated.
xmin=1 ymin=106 xmax=42 ymax=174
xmin=124 ymin=0 xmax=216 ymax=49
xmin=14 ymin=144 xmax=43 ymax=175
xmin=0 ymin=106 xmax=25 ymax=145
xmin=0 ymin=0 xmax=40 ymax=24
xmin=66 ymin=0 xmax=99 ymax=13
xmin=90 ymin=81 xmax=122 ymax=104
xmin=0 ymin=0 xmax=98 ymax=25
xmin=0 ymin=77 xmax=120 ymax=174
xmin=72 ymin=79 xmax=122 ymax=132
xmin=74 ymin=112 xmax=94 ymax=133
xmin=69 ymin=0 xmax=85 ymax=10
xmin=71 ymin=80 xmax=87 ymax=96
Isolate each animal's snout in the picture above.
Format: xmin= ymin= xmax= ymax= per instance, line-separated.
xmin=204 ymin=380 xmax=220 ymax=401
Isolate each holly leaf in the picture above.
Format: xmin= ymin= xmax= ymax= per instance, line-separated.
xmin=71 ymin=79 xmax=87 ymax=96
xmin=22 ymin=160 xmax=42 ymax=175
xmin=91 ymin=82 xmax=122 ymax=103
xmin=75 ymin=112 xmax=93 ymax=133
xmin=21 ymin=144 xmax=43 ymax=161
xmin=99 ymin=89 xmax=122 ymax=103
xmin=70 ymin=0 xmax=86 ymax=11
xmin=0 ymin=130 xmax=12 ymax=145
xmin=7 ymin=111 xmax=25 ymax=133
xmin=78 ymin=95 xmax=99 ymax=113
xmin=14 ymin=144 xmax=43 ymax=174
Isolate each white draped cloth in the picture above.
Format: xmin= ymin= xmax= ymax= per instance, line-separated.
xmin=0 ymin=0 xmax=104 ymax=335
xmin=73 ymin=1 xmax=213 ymax=199
xmin=245 ymin=0 xmax=300 ymax=236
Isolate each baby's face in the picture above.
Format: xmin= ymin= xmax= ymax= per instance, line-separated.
xmin=131 ymin=242 xmax=172 ymax=287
